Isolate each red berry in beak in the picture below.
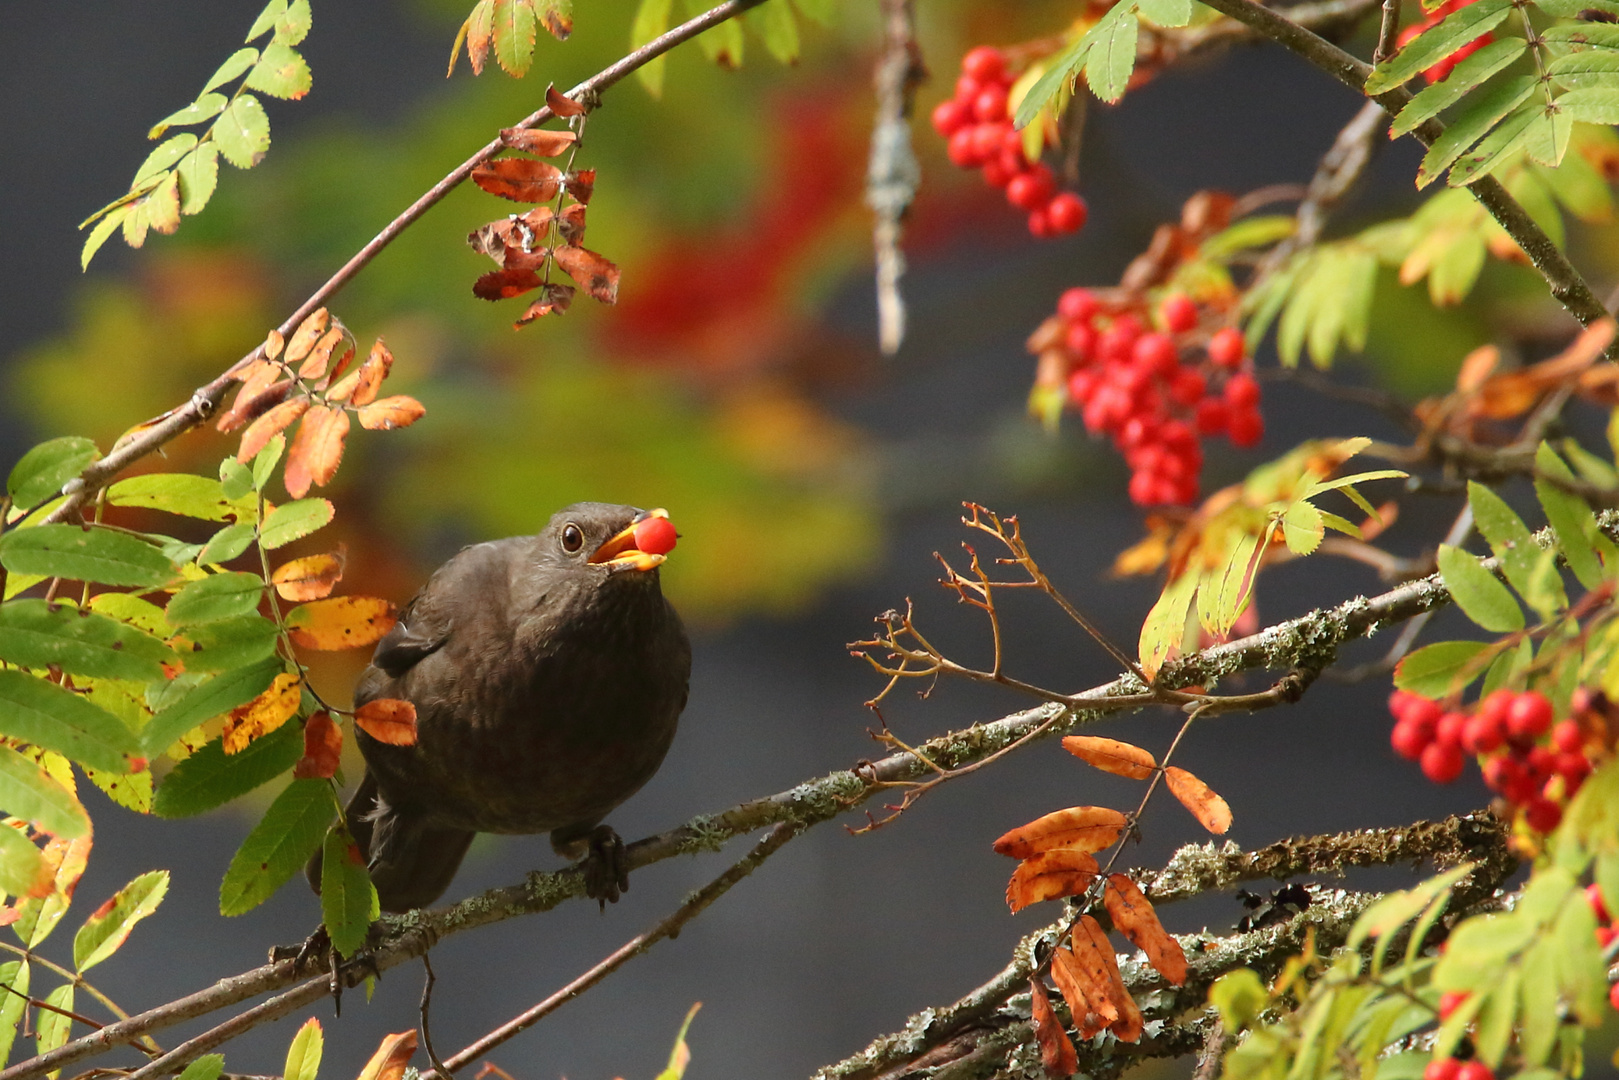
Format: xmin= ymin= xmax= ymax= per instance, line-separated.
xmin=633 ymin=515 xmax=678 ymax=557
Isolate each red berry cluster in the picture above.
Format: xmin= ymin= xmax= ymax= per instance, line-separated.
xmin=931 ymin=46 xmax=1089 ymax=238
xmin=1394 ymin=0 xmax=1492 ymax=84
xmin=1388 ymin=688 xmax=1601 ymax=834
xmin=1032 ymin=287 xmax=1263 ymax=505
xmin=1421 ymin=1056 xmax=1493 ymax=1080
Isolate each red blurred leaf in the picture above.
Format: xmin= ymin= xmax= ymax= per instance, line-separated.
xmin=564 ymin=168 xmax=595 ymax=205
xmin=355 ymin=1031 xmax=417 ymax=1080
xmin=1061 ymin=736 xmax=1156 ymax=780
xmin=472 ymin=158 xmax=562 ymax=203
xmin=284 ymin=308 xmax=330 ymax=366
xmin=1072 ymin=915 xmax=1143 ymax=1042
xmin=222 ymin=672 xmax=302 ymax=754
xmin=553 ymin=245 xmax=619 ymax=303
xmin=357 ymin=396 xmax=427 ymax=431
xmin=286 ymin=596 xmax=398 ymax=651
xmin=236 ymin=397 xmax=309 ymax=464
xmin=1163 ymin=766 xmax=1232 ymax=834
xmin=1028 ymin=978 xmax=1077 ymax=1078
xmin=1005 ymin=850 xmax=1099 ymax=913
xmin=293 ymin=710 xmax=342 ymax=779
xmin=1455 ymin=345 xmax=1498 ymax=393
xmin=1103 ymin=873 xmax=1187 ymax=985
xmin=354 ymin=698 xmax=418 ymax=746
xmin=474 ymin=267 xmax=544 ymax=302
xmin=992 ymin=806 xmax=1127 ymax=859
xmin=499 ymin=247 xmax=552 ymax=274
xmin=284 ymin=405 xmax=350 ymax=499
xmin=501 ymin=127 xmax=577 ymax=156
xmin=298 ymin=326 xmax=345 ymax=382
xmin=515 ymin=283 xmax=575 ymax=327
xmin=272 ymin=547 xmax=346 ymax=601
xmin=546 ymin=84 xmax=585 ymax=116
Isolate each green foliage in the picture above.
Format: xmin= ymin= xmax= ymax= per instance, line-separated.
xmin=219 ymin=778 xmax=335 ymax=915
xmin=319 ymin=825 xmax=379 ymax=958
xmin=283 ymin=1019 xmax=323 ymax=1080
xmin=73 ymin=870 xmax=170 ymax=972
xmin=0 ymin=525 xmax=177 ymax=588
xmin=0 ymin=960 xmax=32 ymax=1067
xmin=143 ymin=658 xmax=286 ymax=759
xmin=0 ymin=600 xmax=174 ymax=682
xmin=0 ymin=670 xmax=142 ymax=774
xmin=6 ymin=438 xmax=98 ymax=514
xmin=0 ymin=748 xmax=88 ymax=839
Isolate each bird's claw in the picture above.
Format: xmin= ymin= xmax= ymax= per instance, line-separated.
xmin=269 ymin=925 xmax=380 ymax=1017
xmin=579 ymin=825 xmax=629 ymax=909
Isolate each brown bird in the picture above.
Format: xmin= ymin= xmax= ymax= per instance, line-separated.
xmin=308 ymin=503 xmax=690 ymax=912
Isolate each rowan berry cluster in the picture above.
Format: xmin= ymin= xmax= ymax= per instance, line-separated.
xmin=1029 ymin=287 xmax=1263 ymax=505
xmin=1394 ymin=0 xmax=1492 ymax=84
xmin=1387 ymin=688 xmax=1600 ymax=834
xmin=1421 ymin=1054 xmax=1494 ymax=1080
xmin=931 ymin=46 xmax=1089 ymax=238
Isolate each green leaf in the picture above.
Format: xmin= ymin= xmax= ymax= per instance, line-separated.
xmin=143 ymin=658 xmax=284 ymax=758
xmin=1281 ymin=500 xmax=1324 ymax=555
xmin=1012 ymin=33 xmax=1087 ymax=131
xmin=253 ymin=434 xmax=286 ymax=491
xmin=633 ymin=0 xmax=675 ymax=96
xmin=177 ymin=1056 xmax=224 ymax=1080
xmin=1085 ymin=3 xmax=1139 ymax=104
xmin=202 ymin=47 xmax=260 ymax=94
xmin=1436 ymin=544 xmax=1524 ymax=632
xmin=1480 ymin=635 xmax=1530 ymax=697
xmin=107 ymin=473 xmax=253 ymax=522
xmin=260 ymin=498 xmax=334 ymax=549
xmin=219 ymin=778 xmax=335 ymax=915
xmin=148 ymin=94 xmax=228 ymax=139
xmin=0 ymin=830 xmax=45 ymax=902
xmin=244 ymin=43 xmax=311 ymax=99
xmin=1534 ymin=150 xmax=1612 ymax=223
xmin=80 ymin=206 xmax=131 ymax=270
xmin=199 ymin=523 xmax=257 ymax=566
xmin=1392 ymin=38 xmax=1527 ymax=136
xmin=1534 ymin=444 xmax=1605 ymax=589
xmin=653 ymin=1002 xmax=702 ymax=1080
xmin=153 ymin=717 xmax=300 ymax=817
xmin=1418 ymin=75 xmax=1537 ymax=187
xmin=274 ymin=0 xmax=312 ymax=46
xmin=247 ymin=0 xmax=288 ymax=41
xmin=212 ymin=94 xmax=271 ymax=169
xmin=176 ymin=145 xmax=220 ymax=216
xmin=1557 ymin=86 xmax=1619 ymax=125
xmin=1138 ymin=570 xmax=1197 ymax=678
xmin=0 ymin=960 xmax=31 ymax=1068
xmin=84 ymin=762 xmax=153 ymax=814
xmin=87 ymin=593 xmax=170 ymax=636
xmin=1138 ymin=0 xmax=1191 ymax=26
xmin=72 ymin=870 xmax=169 ymax=972
xmin=0 ymin=670 xmax=142 ymax=773
xmin=34 ymin=983 xmax=73 ymax=1062
xmin=1469 ymin=480 xmax=1566 ymax=615
xmin=755 ymin=0 xmax=800 ymax=64
xmin=1393 ymin=640 xmax=1489 ymax=697
xmin=0 ymin=525 xmax=176 ymax=588
xmin=283 ymin=1018 xmax=324 ymax=1080
xmin=1199 ymin=215 xmax=1295 ymax=259
xmin=1365 ymin=0 xmax=1513 ymax=93
xmin=320 ymin=825 xmax=379 ymax=958
xmin=1208 ymin=968 xmax=1267 ymax=1030
xmin=1448 ymin=101 xmax=1542 ymax=185
xmin=183 ymin=614 xmax=280 ymax=673
xmin=165 ymin=572 xmax=266 ymax=626
xmin=132 ymin=134 xmax=197 ymax=187
xmin=491 ymin=0 xmax=538 ymax=76
xmin=7 ymin=438 xmax=98 ymax=512
xmin=219 ymin=459 xmax=254 ymax=502
xmin=1542 ymin=21 xmax=1619 ymax=53
xmin=1548 ymin=48 xmax=1619 ymax=90
xmin=1535 ymin=0 xmax=1619 ymax=14
xmin=0 ymin=747 xmax=87 ymax=838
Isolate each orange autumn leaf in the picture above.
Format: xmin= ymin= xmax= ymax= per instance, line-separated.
xmin=355 ymin=1031 xmax=417 ymax=1080
xmin=237 ymin=397 xmax=309 ymax=464
xmin=545 ymin=84 xmax=586 ymax=117
xmin=217 ymin=360 xmax=282 ymax=432
xmin=1454 ymin=345 xmax=1499 ymax=393
xmin=356 ymin=396 xmax=426 ymax=432
xmin=1103 ymin=873 xmax=1186 ymax=985
xmin=272 ymin=547 xmax=346 ymax=601
xmin=552 ymin=245 xmax=619 ymax=303
xmin=516 ymin=284 xmax=575 ymax=327
xmin=501 ymin=127 xmax=577 ymax=156
xmin=992 ymin=806 xmax=1127 ymax=859
xmin=298 ymin=326 xmax=345 ymax=382
xmin=285 ymin=596 xmax=398 ymax=651
xmin=264 ymin=328 xmax=285 ymax=361
xmin=564 ymin=168 xmax=596 ymax=205
xmin=1164 ymin=766 xmax=1232 ymax=834
xmin=222 ymin=672 xmax=302 ymax=754
xmin=283 ymin=308 xmax=330 ymax=365
xmin=1028 ymin=978 xmax=1077 ymax=1078
xmin=293 ymin=710 xmax=343 ymax=779
xmin=1061 ymin=736 xmax=1156 ymax=780
xmin=340 ymin=340 xmax=394 ymax=407
xmin=1049 ymin=947 xmax=1109 ymax=1040
xmin=284 ymin=405 xmax=350 ymax=499
xmin=354 ymin=698 xmax=418 ymax=746
xmin=473 ymin=267 xmax=545 ymax=301
xmin=472 ymin=158 xmax=563 ymax=203
xmin=1072 ymin=916 xmax=1143 ymax=1042
xmin=1005 ymin=850 xmax=1099 ymax=913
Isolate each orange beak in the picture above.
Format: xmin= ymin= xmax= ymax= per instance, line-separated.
xmin=588 ymin=508 xmax=670 ymax=572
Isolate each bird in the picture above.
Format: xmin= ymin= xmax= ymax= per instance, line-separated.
xmin=307 ymin=502 xmax=690 ymax=913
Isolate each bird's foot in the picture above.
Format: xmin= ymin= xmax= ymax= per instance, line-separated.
xmin=579 ymin=824 xmax=629 ymax=910
xmin=270 ymin=925 xmax=331 ymax=973
xmin=268 ymin=925 xmax=380 ymax=1017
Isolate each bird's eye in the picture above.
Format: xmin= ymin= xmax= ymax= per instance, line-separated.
xmin=561 ymin=524 xmax=584 ymax=553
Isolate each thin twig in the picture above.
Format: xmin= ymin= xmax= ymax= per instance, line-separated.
xmin=1372 ymin=0 xmax=1401 ymax=64
xmin=867 ymin=0 xmax=924 ymax=355
xmin=418 ymin=956 xmax=451 ymax=1080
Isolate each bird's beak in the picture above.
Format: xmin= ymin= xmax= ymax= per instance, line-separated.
xmin=588 ymin=508 xmax=669 ymax=572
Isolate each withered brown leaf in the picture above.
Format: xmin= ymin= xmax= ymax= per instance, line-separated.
xmin=284 ymin=308 xmax=330 ymax=366
xmin=293 ymin=710 xmax=342 ymax=779
xmin=222 ymin=673 xmax=302 ymax=754
xmin=472 ymin=158 xmax=563 ymax=203
xmin=1072 ymin=916 xmax=1143 ymax=1042
xmin=272 ymin=548 xmax=346 ymax=602
xmin=564 ymin=168 xmax=596 ymax=205
xmin=218 ymin=361 xmax=286 ymax=432
xmin=357 ymin=395 xmax=427 ymax=431
xmin=473 ymin=267 xmax=544 ymax=301
xmin=344 ymin=340 xmax=394 ymax=407
xmin=514 ymin=284 xmax=576 ymax=327
xmin=298 ymin=326 xmax=345 ymax=383
xmin=285 ymin=596 xmax=399 ymax=651
xmin=354 ymin=698 xmax=418 ymax=746
xmin=545 ymin=84 xmax=586 ymax=117
xmin=501 ymin=127 xmax=577 ymax=156
xmin=1048 ymin=948 xmax=1107 ymax=1040
xmin=355 ymin=1032 xmax=417 ymax=1080
xmin=992 ymin=806 xmax=1127 ymax=859
xmin=1028 ymin=978 xmax=1077 ymax=1078
xmin=1103 ymin=873 xmax=1187 ymax=985
xmin=552 ymin=245 xmax=618 ymax=303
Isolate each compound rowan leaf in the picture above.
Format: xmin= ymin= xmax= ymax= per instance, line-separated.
xmin=218 ymin=361 xmax=288 ymax=432
xmin=166 ymin=572 xmax=266 ymax=625
xmin=8 ymin=437 xmax=98 ymax=511
xmin=1163 ymin=766 xmax=1232 ymax=834
xmin=1072 ymin=915 xmax=1143 ymax=1042
xmin=458 ymin=0 xmax=495 ymax=75
xmin=244 ymin=42 xmax=311 ymax=99
xmin=0 ymin=747 xmax=88 ymax=840
xmin=472 ymin=158 xmax=562 ymax=202
xmin=501 ymin=127 xmax=576 ymax=156
xmin=474 ymin=268 xmax=544 ymax=301
xmin=1103 ymin=873 xmax=1186 ymax=985
xmin=237 ymin=397 xmax=309 ymax=464
xmin=992 ymin=806 xmax=1127 ymax=859
xmin=152 ymin=719 xmax=301 ymax=817
xmin=1028 ymin=978 xmax=1077 ymax=1078
xmin=492 ymin=0 xmax=538 ymax=75
xmin=72 ymin=869 xmax=168 ymax=972
xmin=356 ymin=1032 xmax=418 ymax=1080
xmin=283 ymin=406 xmax=349 ymax=499
xmin=219 ymin=778 xmax=334 ymax=915
xmin=546 ymin=84 xmax=586 ymax=116
xmin=0 ymin=525 xmax=176 ymax=589
xmin=1005 ymin=850 xmax=1099 ymax=913
xmin=213 ymin=94 xmax=271 ymax=169
xmin=0 ymin=599 xmax=174 ymax=682
xmin=320 ymin=823 xmax=378 ymax=958
xmin=285 ymin=597 xmax=399 ymax=651
xmin=0 ymin=671 xmax=143 ymax=774
xmin=293 ymin=711 xmax=342 ymax=779
xmin=553 ymin=245 xmax=619 ymax=303
xmin=221 ymin=672 xmax=302 ymax=754
xmin=354 ymin=699 xmax=417 ymax=746
xmin=356 ymin=396 xmax=426 ymax=432
xmin=1060 ymin=736 xmax=1156 ymax=779
xmin=272 ymin=549 xmax=345 ymax=601
xmin=12 ymin=834 xmax=92 ymax=948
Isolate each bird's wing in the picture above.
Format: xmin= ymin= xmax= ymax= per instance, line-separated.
xmin=369 ymin=596 xmax=450 ymax=677
xmin=367 ymin=539 xmax=518 ymax=678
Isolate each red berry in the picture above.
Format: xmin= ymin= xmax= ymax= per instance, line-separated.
xmin=1421 ymin=741 xmax=1465 ymax=784
xmin=1225 ymin=373 xmax=1261 ymax=408
xmin=1066 ymin=369 xmax=1097 ymax=407
xmin=960 ymin=46 xmax=1006 ymax=82
xmin=1525 ymin=797 xmax=1563 ymax=833
xmin=999 ymin=126 xmax=1027 ymax=159
xmin=1423 ymin=1060 xmax=1462 ymax=1080
xmin=1507 ymin=692 xmax=1553 ymax=739
xmin=973 ymin=84 xmax=1009 ymax=123
xmin=1462 ymin=713 xmax=1503 ymax=754
xmin=1481 ymin=754 xmax=1517 ymax=792
xmin=1454 ymin=1063 xmax=1493 ymax=1080
xmin=1171 ymin=369 xmax=1206 ymax=407
xmin=1208 ymin=326 xmax=1246 ymax=368
xmin=1007 ymin=165 xmax=1056 ymax=211
xmin=1133 ymin=332 xmax=1179 ymax=378
xmin=1194 ymin=397 xmax=1228 ymax=435
xmin=1556 ymin=751 xmax=1591 ymax=784
xmin=955 ymin=73 xmax=984 ymax=102
xmin=1046 ymin=192 xmax=1088 ymax=234
xmin=1392 ymin=720 xmax=1431 ymax=761
xmin=981 ymin=158 xmax=1015 ymax=188
xmin=1610 ymin=980 xmax=1619 ymax=1011
xmin=1587 ymin=882 xmax=1611 ymax=924
xmin=1478 ymin=689 xmax=1514 ymax=729
xmin=1161 ymin=293 xmax=1199 ymax=334
xmin=1552 ymin=719 xmax=1583 ymax=753
xmin=633 ymin=514 xmax=678 ymax=556
xmin=1058 ymin=288 xmax=1098 ymax=324
xmin=1402 ymin=695 xmax=1443 ymax=731
xmin=1435 ymin=711 xmax=1468 ymax=749
xmin=1227 ymin=407 xmax=1264 ymax=448
xmin=1437 ymin=991 xmax=1469 ymax=1021
xmin=931 ymin=99 xmax=971 ymax=137
xmin=946 ymin=129 xmax=981 ymax=168
xmin=1065 ymin=322 xmax=1096 ymax=360
xmin=1128 ymin=470 xmax=1158 ymax=506
xmin=1027 ymin=207 xmax=1053 ymax=238
xmin=972 ymin=122 xmax=1008 ymax=161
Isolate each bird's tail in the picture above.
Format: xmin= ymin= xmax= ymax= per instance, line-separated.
xmin=305 ymin=770 xmax=476 ymax=914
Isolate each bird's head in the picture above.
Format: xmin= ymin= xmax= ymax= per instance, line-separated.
xmin=540 ymin=502 xmax=679 ymax=577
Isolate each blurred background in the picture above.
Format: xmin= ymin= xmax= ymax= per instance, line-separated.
xmin=2 ymin=2 xmax=1615 ymax=1078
